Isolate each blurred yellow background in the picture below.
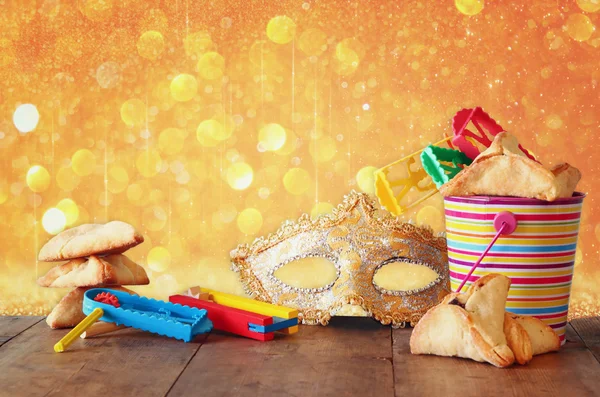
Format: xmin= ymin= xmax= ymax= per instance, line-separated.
xmin=0 ymin=0 xmax=598 ymax=318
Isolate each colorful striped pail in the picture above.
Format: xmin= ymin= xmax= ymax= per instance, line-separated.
xmin=444 ymin=193 xmax=586 ymax=345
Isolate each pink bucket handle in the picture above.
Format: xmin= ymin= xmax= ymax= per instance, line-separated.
xmin=456 ymin=211 xmax=518 ymax=292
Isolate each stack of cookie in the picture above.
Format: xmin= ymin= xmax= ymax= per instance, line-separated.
xmin=37 ymin=221 xmax=149 ymax=329
xmin=410 ymin=274 xmax=560 ymax=368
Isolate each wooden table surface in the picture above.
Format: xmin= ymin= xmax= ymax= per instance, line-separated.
xmin=0 ymin=316 xmax=599 ymax=397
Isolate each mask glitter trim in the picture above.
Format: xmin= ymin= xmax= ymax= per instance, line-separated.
xmin=231 ymin=191 xmax=450 ymax=327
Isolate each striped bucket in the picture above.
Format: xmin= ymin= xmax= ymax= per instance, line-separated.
xmin=444 ymin=193 xmax=585 ymax=344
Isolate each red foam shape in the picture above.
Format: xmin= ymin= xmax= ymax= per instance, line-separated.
xmin=169 ymin=295 xmax=274 ymax=342
xmin=94 ymin=291 xmax=120 ymax=308
xmin=451 ymin=107 xmax=537 ymax=162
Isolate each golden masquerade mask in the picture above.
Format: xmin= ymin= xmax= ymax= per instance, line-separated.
xmin=231 ymin=191 xmax=450 ymax=327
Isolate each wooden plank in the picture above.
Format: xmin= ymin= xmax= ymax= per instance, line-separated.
xmin=0 ymin=321 xmax=108 ymax=396
xmin=0 ymin=316 xmax=44 ymax=346
xmin=0 ymin=320 xmax=205 ymax=397
xmin=0 ymin=316 xmax=597 ymax=397
xmin=571 ymin=317 xmax=600 ymax=364
xmin=392 ymin=323 xmax=600 ymax=397
xmin=167 ymin=317 xmax=395 ymax=397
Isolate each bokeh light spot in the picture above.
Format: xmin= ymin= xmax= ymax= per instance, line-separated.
xmin=0 ymin=180 xmax=8 ymax=205
xmin=545 ymin=114 xmax=563 ymax=130
xmin=259 ymin=123 xmax=287 ymax=151
xmin=147 ymin=246 xmax=171 ymax=272
xmin=71 ymin=149 xmax=96 ymax=176
xmin=237 ymin=208 xmax=263 ymax=235
xmin=283 ymin=168 xmax=311 ymax=195
xmin=98 ymin=191 xmax=113 ymax=207
xmin=184 ymin=31 xmax=214 ymax=57
xmin=455 ymin=0 xmax=484 ymax=16
xmin=266 ymin=16 xmax=296 ymax=44
xmin=226 ymin=162 xmax=254 ymax=190
xmin=299 ymin=28 xmax=327 ymax=56
xmin=196 ymin=127 xmax=218 ymax=147
xmin=258 ymin=187 xmax=270 ymax=199
xmin=577 ymin=0 xmax=600 ymax=12
xmin=96 ymin=61 xmax=120 ymax=88
xmin=170 ymin=74 xmax=198 ymax=102
xmin=137 ymin=31 xmax=165 ymax=60
xmin=309 ymin=136 xmax=337 ymax=162
xmin=275 ymin=129 xmax=298 ymax=156
xmin=42 ymin=208 xmax=66 ymax=235
xmin=196 ymin=119 xmax=230 ymax=147
xmin=535 ymin=131 xmax=553 ymax=147
xmin=417 ymin=205 xmax=445 ymax=232
xmin=26 ymin=165 xmax=51 ymax=193
xmin=311 ymin=202 xmax=334 ymax=219
xmin=56 ymin=167 xmax=80 ymax=192
xmin=575 ymin=247 xmax=583 ymax=268
xmin=541 ymin=67 xmax=552 ymax=79
xmin=333 ymin=40 xmax=360 ymax=76
xmin=150 ymin=188 xmax=166 ymax=203
xmin=159 ymin=128 xmax=185 ymax=155
xmin=56 ymin=198 xmax=79 ymax=226
xmin=136 ymin=149 xmax=162 ymax=178
xmin=154 ymin=274 xmax=180 ymax=298
xmin=221 ymin=17 xmax=232 ymax=29
xmin=120 ymin=99 xmax=146 ymax=127
xmin=107 ymin=165 xmax=130 ymax=194
xmin=139 ymin=8 xmax=169 ymax=33
xmin=127 ymin=183 xmax=149 ymax=206
xmin=565 ymin=14 xmax=595 ymax=42
xmin=0 ymin=38 xmax=15 ymax=68
xmin=218 ymin=204 xmax=238 ymax=223
xmin=13 ymin=104 xmax=40 ymax=133
xmin=81 ymin=0 xmax=112 ymax=21
xmin=356 ymin=166 xmax=377 ymax=195
xmin=197 ymin=52 xmax=225 ymax=80
xmin=249 ymin=40 xmax=277 ymax=66
xmin=143 ymin=205 xmax=167 ymax=231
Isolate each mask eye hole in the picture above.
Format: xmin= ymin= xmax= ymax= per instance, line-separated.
xmin=271 ymin=254 xmax=339 ymax=292
xmin=372 ymin=257 xmax=440 ymax=295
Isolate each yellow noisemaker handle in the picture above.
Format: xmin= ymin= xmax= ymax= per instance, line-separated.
xmin=375 ymin=136 xmax=451 ymax=216
xmin=198 ymin=287 xmax=299 ymax=334
xmin=54 ymin=307 xmax=104 ymax=353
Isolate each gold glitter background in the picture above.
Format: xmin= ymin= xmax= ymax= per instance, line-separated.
xmin=0 ymin=0 xmax=598 ymax=318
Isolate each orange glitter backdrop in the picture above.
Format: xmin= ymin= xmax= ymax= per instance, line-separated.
xmin=0 ymin=0 xmax=598 ymax=317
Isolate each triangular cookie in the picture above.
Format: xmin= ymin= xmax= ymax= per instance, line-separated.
xmin=411 ymin=274 xmax=561 ymax=367
xmin=503 ymin=312 xmax=533 ymax=365
xmin=410 ymin=274 xmax=515 ymax=368
xmin=505 ymin=313 xmax=560 ymax=358
xmin=38 ymin=221 xmax=144 ymax=262
xmin=46 ymin=286 xmax=136 ymax=329
xmin=37 ymin=254 xmax=149 ymax=288
xmin=439 ymin=132 xmax=580 ymax=201
xmin=551 ymin=163 xmax=582 ymax=199
xmin=476 ymin=130 xmax=532 ymax=160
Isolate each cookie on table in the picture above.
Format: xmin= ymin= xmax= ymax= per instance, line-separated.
xmin=410 ymin=274 xmax=516 ymax=368
xmin=506 ymin=313 xmax=560 ymax=357
xmin=46 ymin=286 xmax=137 ymax=329
xmin=410 ymin=274 xmax=561 ymax=368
